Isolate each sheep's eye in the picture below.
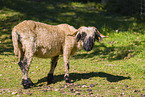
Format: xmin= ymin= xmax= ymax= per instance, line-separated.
xmin=82 ymin=32 xmax=87 ymax=36
xmin=81 ymin=32 xmax=87 ymax=40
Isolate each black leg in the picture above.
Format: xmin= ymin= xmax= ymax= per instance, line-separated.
xmin=47 ymin=73 xmax=54 ymax=84
xmin=22 ymin=78 xmax=34 ymax=89
xmin=64 ymin=75 xmax=71 ymax=83
xmin=64 ymin=62 xmax=71 ymax=83
xmin=47 ymin=56 xmax=59 ymax=84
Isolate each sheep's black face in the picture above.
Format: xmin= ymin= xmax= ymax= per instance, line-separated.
xmin=77 ymin=30 xmax=95 ymax=51
xmin=76 ymin=27 xmax=103 ymax=51
xmin=83 ymin=36 xmax=95 ymax=51
xmin=80 ymin=32 xmax=95 ymax=51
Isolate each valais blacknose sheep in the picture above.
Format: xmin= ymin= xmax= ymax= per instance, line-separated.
xmin=12 ymin=20 xmax=106 ymax=89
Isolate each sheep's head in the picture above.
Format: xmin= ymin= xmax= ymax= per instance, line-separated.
xmin=72 ymin=26 xmax=107 ymax=51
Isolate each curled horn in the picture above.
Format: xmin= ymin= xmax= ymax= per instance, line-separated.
xmin=67 ymin=30 xmax=81 ymax=42
xmin=93 ymin=27 xmax=108 ymax=38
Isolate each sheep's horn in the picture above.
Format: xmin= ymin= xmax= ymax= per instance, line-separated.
xmin=97 ymin=30 xmax=108 ymax=38
xmin=93 ymin=27 xmax=108 ymax=38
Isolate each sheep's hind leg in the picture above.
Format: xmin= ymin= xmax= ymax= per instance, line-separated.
xmin=47 ymin=55 xmax=59 ymax=84
xmin=18 ymin=47 xmax=34 ymax=89
xmin=19 ymin=55 xmax=34 ymax=89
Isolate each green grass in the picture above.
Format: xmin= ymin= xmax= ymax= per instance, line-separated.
xmin=0 ymin=0 xmax=145 ymax=96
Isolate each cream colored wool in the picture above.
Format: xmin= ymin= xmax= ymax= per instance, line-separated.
xmin=12 ymin=20 xmax=105 ymax=86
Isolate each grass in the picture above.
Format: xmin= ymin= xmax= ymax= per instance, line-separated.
xmin=0 ymin=0 xmax=145 ymax=96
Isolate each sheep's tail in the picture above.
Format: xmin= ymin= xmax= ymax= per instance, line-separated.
xmin=12 ymin=28 xmax=19 ymax=56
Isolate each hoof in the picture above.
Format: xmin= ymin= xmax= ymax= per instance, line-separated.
xmin=22 ymin=78 xmax=34 ymax=89
xmin=64 ymin=76 xmax=71 ymax=83
xmin=47 ymin=73 xmax=54 ymax=84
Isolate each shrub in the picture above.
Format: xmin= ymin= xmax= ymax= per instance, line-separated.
xmin=104 ymin=0 xmax=140 ymax=15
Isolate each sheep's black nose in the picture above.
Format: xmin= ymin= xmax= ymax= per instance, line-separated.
xmin=83 ymin=37 xmax=94 ymax=51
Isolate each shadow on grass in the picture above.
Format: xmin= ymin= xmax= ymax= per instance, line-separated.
xmin=35 ymin=72 xmax=131 ymax=86
xmin=74 ymin=41 xmax=142 ymax=60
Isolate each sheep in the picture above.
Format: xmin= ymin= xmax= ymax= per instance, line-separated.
xmin=12 ymin=20 xmax=106 ymax=89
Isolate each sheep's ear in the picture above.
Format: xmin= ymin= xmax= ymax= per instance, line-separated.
xmin=76 ymin=32 xmax=81 ymax=42
xmin=95 ymin=32 xmax=103 ymax=41
xmin=93 ymin=27 xmax=108 ymax=41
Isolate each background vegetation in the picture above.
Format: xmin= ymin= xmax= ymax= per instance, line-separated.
xmin=104 ymin=0 xmax=140 ymax=15
xmin=0 ymin=0 xmax=145 ymax=96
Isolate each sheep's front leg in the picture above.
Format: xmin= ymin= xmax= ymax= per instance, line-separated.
xmin=47 ymin=55 xmax=59 ymax=84
xmin=64 ymin=62 xmax=71 ymax=83
xmin=63 ymin=53 xmax=71 ymax=83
